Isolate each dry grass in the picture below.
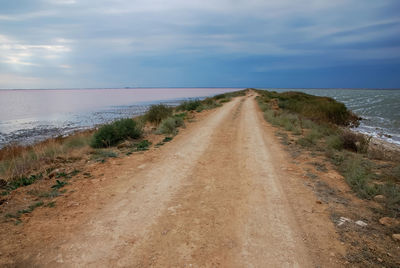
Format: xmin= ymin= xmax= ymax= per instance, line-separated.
xmin=0 ymin=131 xmax=92 ymax=182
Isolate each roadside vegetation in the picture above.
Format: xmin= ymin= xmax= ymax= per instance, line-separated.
xmin=0 ymin=90 xmax=244 ymax=225
xmin=256 ymin=89 xmax=400 ymax=217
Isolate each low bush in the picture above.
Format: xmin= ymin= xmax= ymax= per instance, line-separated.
xmin=145 ymin=104 xmax=173 ymax=125
xmin=91 ymin=118 xmax=142 ymax=148
xmin=340 ymin=130 xmax=370 ymax=153
xmin=177 ymin=100 xmax=202 ymax=111
xmin=157 ymin=116 xmax=185 ymax=135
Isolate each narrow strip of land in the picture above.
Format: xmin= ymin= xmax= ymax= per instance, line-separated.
xmin=8 ymin=93 xmax=345 ymax=267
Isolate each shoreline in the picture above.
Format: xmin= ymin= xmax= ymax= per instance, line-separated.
xmin=2 ymin=114 xmax=399 ymax=162
xmin=0 ymin=95 xmax=231 ymax=149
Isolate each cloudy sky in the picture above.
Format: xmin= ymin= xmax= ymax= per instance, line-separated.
xmin=1 ymin=0 xmax=399 ymax=89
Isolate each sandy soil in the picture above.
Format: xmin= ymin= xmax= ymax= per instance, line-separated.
xmin=1 ymin=93 xmax=347 ymax=267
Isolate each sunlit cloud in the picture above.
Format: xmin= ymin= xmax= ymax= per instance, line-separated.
xmin=0 ymin=34 xmax=71 ymax=67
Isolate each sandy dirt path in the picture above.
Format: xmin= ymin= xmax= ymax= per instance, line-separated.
xmin=16 ymin=93 xmax=345 ymax=267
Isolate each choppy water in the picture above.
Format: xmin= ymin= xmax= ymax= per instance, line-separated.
xmin=0 ymin=88 xmax=239 ymax=148
xmin=268 ymin=88 xmax=400 ymax=145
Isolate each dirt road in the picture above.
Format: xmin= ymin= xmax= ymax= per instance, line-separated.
xmin=9 ymin=94 xmax=345 ymax=267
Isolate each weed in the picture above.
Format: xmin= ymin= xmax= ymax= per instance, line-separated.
xmin=56 ymin=172 xmax=68 ymax=178
xmin=69 ymin=169 xmax=80 ymax=177
xmin=18 ymin=201 xmax=44 ymax=214
xmin=83 ymin=172 xmax=92 ymax=178
xmin=391 ymin=165 xmax=400 ymax=182
xmin=380 ymin=183 xmax=400 ymax=216
xmin=145 ymin=104 xmax=173 ymax=125
xmin=326 ymin=135 xmax=343 ymax=151
xmin=5 ymin=213 xmax=18 ymax=219
xmin=163 ymin=137 xmax=173 ymax=142
xmin=341 ymin=156 xmax=379 ymax=199
xmin=1 ymin=190 xmax=9 ymax=196
xmin=63 ymin=135 xmax=90 ymax=149
xmin=313 ymin=162 xmax=328 ymax=172
xmin=135 ymin=140 xmax=152 ymax=151
xmin=155 ymin=142 xmax=164 ymax=147
xmin=51 ymin=180 xmax=67 ymax=189
xmin=91 ymin=150 xmax=118 ymax=162
xmin=297 ymin=129 xmax=323 ymax=147
xmin=39 ymin=189 xmax=60 ymax=198
xmin=306 ymin=172 xmax=318 ymax=180
xmin=8 ymin=173 xmax=43 ymax=190
xmin=45 ymin=201 xmax=56 ymax=208
xmin=276 ymin=131 xmax=289 ymax=145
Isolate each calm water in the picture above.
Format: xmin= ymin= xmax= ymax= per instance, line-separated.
xmin=1 ymin=88 xmax=399 ymax=147
xmin=0 ymin=88 xmax=239 ymax=147
xmin=267 ymin=88 xmax=400 ymax=145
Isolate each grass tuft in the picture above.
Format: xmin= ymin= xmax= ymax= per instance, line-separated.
xmin=341 ymin=156 xmax=379 ymax=199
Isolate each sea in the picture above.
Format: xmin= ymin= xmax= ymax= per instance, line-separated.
xmin=0 ymin=88 xmax=399 ymax=148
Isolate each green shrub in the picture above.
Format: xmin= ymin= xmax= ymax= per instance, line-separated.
xmin=340 ymin=130 xmax=370 ymax=153
xmin=91 ymin=118 xmax=142 ymax=148
xmin=177 ymin=100 xmax=202 ymax=111
xmin=157 ymin=116 xmax=185 ymax=135
xmin=145 ymin=104 xmax=173 ymax=124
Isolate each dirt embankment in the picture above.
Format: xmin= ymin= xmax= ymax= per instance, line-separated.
xmin=1 ymin=93 xmax=354 ymax=266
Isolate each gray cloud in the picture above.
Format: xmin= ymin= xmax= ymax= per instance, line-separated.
xmin=0 ymin=0 xmax=399 ymax=88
